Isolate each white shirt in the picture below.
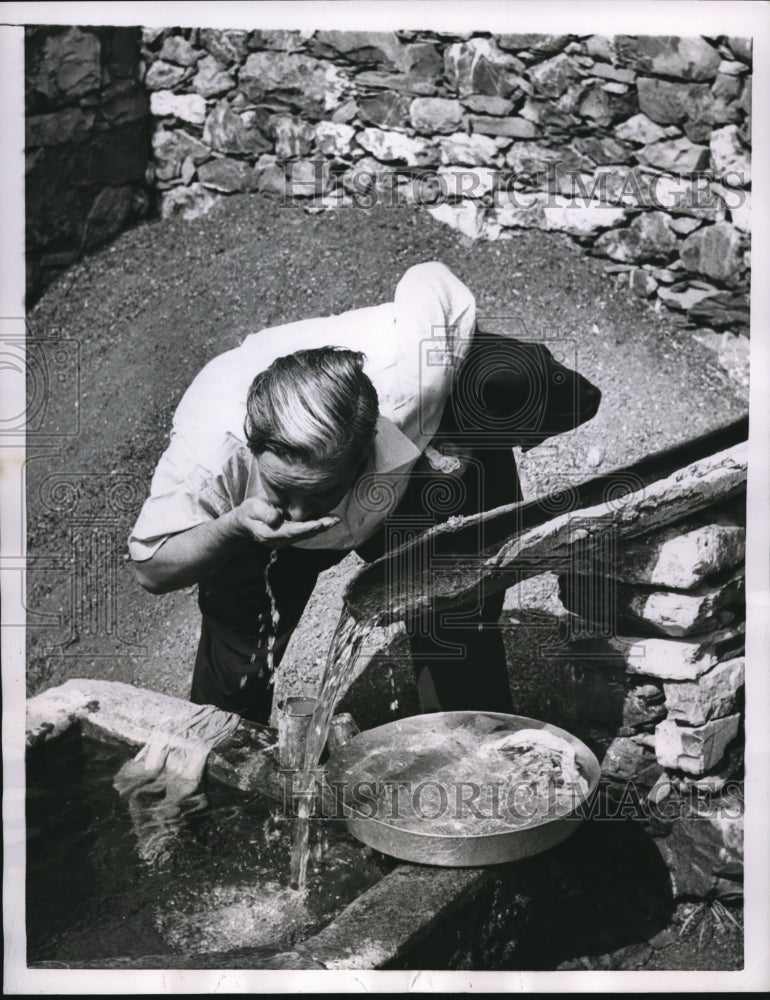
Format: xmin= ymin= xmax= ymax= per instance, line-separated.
xmin=128 ymin=261 xmax=476 ymax=557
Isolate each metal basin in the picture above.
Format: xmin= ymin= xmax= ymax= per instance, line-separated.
xmin=325 ymin=712 xmax=601 ymax=867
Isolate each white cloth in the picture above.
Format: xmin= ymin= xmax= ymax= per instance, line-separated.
xmin=128 ymin=262 xmax=476 ymax=557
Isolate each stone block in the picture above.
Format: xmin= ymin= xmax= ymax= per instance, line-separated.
xmin=529 ymin=53 xmax=582 ymax=98
xmin=461 ymin=95 xmax=515 ymax=116
xmin=314 ymin=121 xmax=356 ymax=158
xmin=270 ymin=113 xmax=315 ymax=160
xmin=26 ymin=108 xmax=94 ymax=146
xmin=680 ymin=223 xmax=744 ymax=284
xmin=33 ymin=27 xmax=101 ymax=103
xmin=312 ymin=30 xmax=403 ymax=66
xmin=437 ymin=166 xmax=497 ymax=198
xmin=604 ymin=518 xmax=745 ymax=589
xmin=614 ymin=113 xmax=669 ymax=145
xmin=622 ymin=684 xmax=667 ymax=731
xmin=357 ymin=127 xmax=437 ymax=165
xmin=573 ymin=134 xmax=633 ymax=164
xmin=636 ymin=77 xmax=709 ymax=124
xmin=159 ymin=34 xmax=201 ymax=67
xmin=203 ymin=100 xmax=270 ymax=156
xmin=636 ymin=136 xmax=710 ymax=173
xmin=710 ymin=124 xmax=751 ymax=185
xmin=150 ymin=90 xmax=206 ymax=125
xmin=663 ymin=656 xmax=744 ymax=725
xmin=358 ymin=92 xmax=411 ymax=129
xmin=427 ymin=202 xmax=489 ymax=241
xmin=616 ymin=35 xmax=720 ymax=81
xmin=410 ymin=97 xmax=464 ymax=134
xmin=102 ymin=81 xmax=149 ymax=125
xmin=199 ymin=28 xmax=251 ymax=66
xmin=469 ymin=115 xmax=539 ymax=139
xmin=198 ymin=157 xmax=257 ymax=193
xmin=498 ymin=34 xmax=570 ymax=54
xmin=152 ymin=128 xmax=211 ymax=180
xmin=542 ymin=201 xmax=627 ymax=236
xmin=594 ymin=212 xmax=677 ymax=263
xmin=239 ymin=52 xmax=349 ymax=117
xmin=144 ymin=59 xmax=188 ymax=91
xmin=654 ymin=714 xmax=740 ymax=773
xmin=279 ymin=159 xmax=332 ymax=198
xmin=622 ymin=628 xmax=743 ymax=682
xmin=601 ymin=736 xmax=663 ymax=785
xmin=161 ymin=182 xmax=222 ymax=221
xmin=652 ymin=790 xmax=743 ymax=898
xmin=444 ymin=39 xmax=520 ymax=98
xmin=192 ymin=54 xmax=235 ymax=98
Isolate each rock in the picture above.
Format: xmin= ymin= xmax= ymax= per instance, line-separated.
xmin=718 ymin=59 xmax=747 ymax=77
xmin=620 ymin=627 xmax=744 ymax=682
xmin=198 ymin=157 xmax=257 ymax=193
xmin=692 ymin=330 xmax=750 ymax=387
xmin=102 ymin=81 xmax=149 ymax=125
xmin=460 ymin=95 xmax=515 ymax=115
xmin=726 ymin=36 xmax=752 ymax=64
xmin=542 ymin=199 xmax=627 ymax=235
xmin=656 ymin=285 xmax=721 ymax=313
xmin=180 ymin=155 xmax=196 ymax=185
xmin=710 ymin=124 xmax=751 ymax=186
xmin=585 ymin=35 xmax=615 ymax=61
xmin=357 ymin=127 xmax=436 ymax=165
xmin=427 ymin=201 xmax=490 ymax=241
xmin=358 ymin=92 xmax=411 ymax=129
xmin=609 ymin=518 xmax=746 ymax=589
xmin=652 ymin=174 xmax=720 ymax=218
xmin=577 ymin=83 xmax=636 ymax=126
xmin=712 ymin=72 xmax=743 ymax=102
xmin=636 ymin=136 xmax=710 ymax=173
xmin=602 ymin=737 xmax=662 ymax=784
xmin=312 ymin=30 xmax=403 ymax=65
xmin=331 ymin=99 xmax=358 ymax=124
xmin=629 ymin=268 xmax=658 ymax=297
xmin=438 ymin=131 xmax=501 ymax=167
xmin=192 ymin=54 xmax=235 ymax=98
xmin=616 ymin=35 xmax=720 ymax=81
xmin=444 ymin=38 xmax=519 ymax=98
xmin=26 ymin=107 xmax=94 ymax=146
xmin=680 ymin=223 xmax=743 ymax=283
xmin=664 ymin=656 xmax=744 ymax=726
xmin=341 ymin=157 xmax=403 ymax=203
xmin=150 ymin=91 xmax=206 ymax=125
xmin=653 ymin=791 xmax=743 ymax=898
xmin=437 ymin=165 xmax=497 ymax=198
xmin=82 ymin=185 xmax=133 ymax=250
xmin=669 ymin=216 xmax=702 ymax=235
xmin=410 ymin=97 xmax=463 ymax=134
xmin=199 ymin=28 xmax=250 ymax=66
xmin=636 ymin=77 xmax=706 ymax=124
xmin=280 ymin=159 xmax=332 ymax=198
xmin=250 ymin=30 xmax=313 ymax=53
xmin=152 ymin=128 xmax=211 ymax=181
xmin=688 ymin=292 xmax=749 ymax=331
xmin=505 ymin=142 xmax=591 ymax=177
xmin=32 ymin=27 xmax=101 ymax=103
xmin=594 ymin=211 xmax=677 ymax=263
xmin=493 ymin=194 xmax=547 ymax=230
xmin=394 ymin=42 xmax=443 ymax=80
xmin=469 ymin=115 xmax=538 ymax=139
xmin=159 ymin=35 xmax=201 ymax=67
xmin=314 ymin=121 xmax=356 ymax=158
xmin=622 ymin=684 xmax=667 ymax=730
xmin=655 ymin=714 xmax=740 ymax=774
xmin=270 ymin=114 xmax=315 ymax=160
xmin=160 ymin=182 xmax=222 ymax=221
xmin=144 ymin=59 xmax=188 ymax=91
xmin=574 ymin=135 xmax=633 ymax=164
xmin=590 ymin=63 xmax=636 ymax=84
xmin=529 ymin=53 xmax=581 ymax=98
xmin=624 ymin=572 xmax=743 ymax=637
xmin=239 ymin=52 xmax=349 ymax=117
xmin=203 ymin=100 xmax=270 ymax=156
xmin=498 ymin=34 xmax=570 ymax=54
xmin=353 ymin=70 xmax=437 ymax=97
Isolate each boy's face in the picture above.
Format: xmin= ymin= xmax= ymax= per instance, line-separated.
xmin=258 ymin=451 xmax=360 ymax=523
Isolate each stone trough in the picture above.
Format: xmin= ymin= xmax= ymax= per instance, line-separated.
xmin=26 ymin=679 xmax=549 ymax=971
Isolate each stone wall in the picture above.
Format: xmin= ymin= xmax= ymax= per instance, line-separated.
xmin=141 ymin=28 xmax=751 ymax=337
xmin=25 ymin=26 xmax=152 ymax=302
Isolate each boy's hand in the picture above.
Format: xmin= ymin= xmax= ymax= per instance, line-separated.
xmin=231 ymin=498 xmax=340 ymax=547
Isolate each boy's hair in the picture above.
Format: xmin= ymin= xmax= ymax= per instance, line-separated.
xmin=244 ymin=347 xmax=379 ymax=471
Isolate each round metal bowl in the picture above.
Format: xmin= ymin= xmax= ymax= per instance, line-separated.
xmin=325 ymin=711 xmax=601 ymax=867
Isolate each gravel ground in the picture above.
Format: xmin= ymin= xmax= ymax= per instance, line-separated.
xmin=24 ymin=194 xmax=748 ymax=971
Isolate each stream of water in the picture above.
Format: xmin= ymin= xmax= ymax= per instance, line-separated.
xmin=289 ymin=611 xmax=374 ymax=891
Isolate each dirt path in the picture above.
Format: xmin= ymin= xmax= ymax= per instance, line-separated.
xmin=26 ymin=194 xmax=747 ymax=711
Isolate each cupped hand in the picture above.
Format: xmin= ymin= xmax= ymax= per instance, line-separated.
xmin=233 ymin=497 xmax=340 ymax=547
